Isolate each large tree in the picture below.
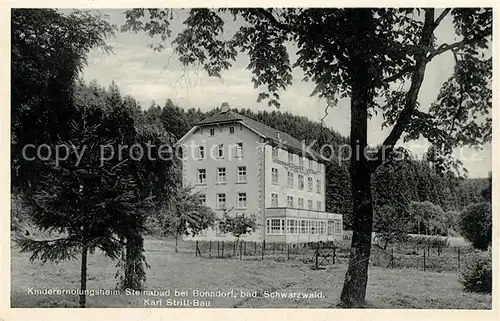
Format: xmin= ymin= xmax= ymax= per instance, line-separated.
xmin=153 ymin=186 xmax=216 ymax=253
xmin=11 ymin=9 xmax=115 ymax=192
xmin=123 ymin=8 xmax=492 ymax=307
xmin=16 ymin=106 xmax=148 ymax=308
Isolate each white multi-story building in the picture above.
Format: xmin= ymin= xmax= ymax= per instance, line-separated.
xmin=177 ymin=103 xmax=343 ymax=243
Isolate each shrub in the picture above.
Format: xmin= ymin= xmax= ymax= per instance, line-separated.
xmin=405 ymin=235 xmax=449 ymax=248
xmin=373 ymin=205 xmax=410 ymax=250
xmin=458 ymin=203 xmax=492 ymax=250
xmin=459 ymin=250 xmax=492 ymax=294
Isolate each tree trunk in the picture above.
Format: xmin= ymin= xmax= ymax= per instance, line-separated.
xmin=175 ymin=234 xmax=178 ymax=253
xmin=383 ymin=239 xmax=389 ymax=251
xmin=79 ymin=244 xmax=88 ymax=308
xmin=339 ymin=8 xmax=436 ymax=308
xmin=339 ymin=53 xmax=374 ymax=308
xmin=122 ymin=234 xmax=146 ymax=291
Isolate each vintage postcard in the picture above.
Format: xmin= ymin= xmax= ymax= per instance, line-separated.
xmin=1 ymin=1 xmax=498 ymax=321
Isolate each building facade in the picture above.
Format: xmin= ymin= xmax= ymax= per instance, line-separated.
xmin=177 ymin=103 xmax=343 ymax=243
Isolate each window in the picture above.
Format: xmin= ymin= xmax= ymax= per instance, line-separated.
xmin=298 ymin=197 xmax=304 ymax=209
xmin=287 ymin=219 xmax=297 ymax=234
xmin=335 ymin=221 xmax=342 ymax=234
xmin=237 ymin=166 xmax=247 ymax=182
xmin=313 ymin=161 xmax=317 ymax=170
xmin=311 ymin=221 xmax=317 ymax=234
xmin=229 ymin=126 xmax=235 ymax=134
xmin=200 ymin=194 xmax=206 ymax=205
xmin=308 ymin=159 xmax=313 ymax=169
xmin=316 ymin=179 xmax=321 ymax=194
xmin=197 ymin=169 xmax=206 ymax=184
xmin=271 ymin=193 xmax=278 ymax=207
xmin=318 ymin=221 xmax=325 ymax=235
xmin=217 ymin=168 xmax=226 ymax=183
xmin=272 ymin=147 xmax=279 ymax=158
xmin=299 ymin=157 xmax=303 ymax=167
xmin=197 ymin=146 xmax=205 ymax=159
xmin=287 ymin=172 xmax=294 ymax=188
xmin=298 ymin=174 xmax=304 ymax=190
xmin=287 ymin=196 xmax=294 ymax=208
xmin=308 ymin=177 xmax=313 ymax=192
xmin=316 ymin=201 xmax=322 ymax=211
xmin=217 ymin=144 xmax=224 ymax=158
xmin=267 ymin=218 xmax=284 ymax=235
xmin=308 ymin=199 xmax=313 ymax=210
xmin=328 ymin=221 xmax=334 ymax=235
xmin=288 ymin=152 xmax=294 ymax=163
xmin=271 ymin=168 xmax=278 ymax=184
xmin=236 ymin=142 xmax=243 ymax=157
xmin=216 ymin=194 xmax=226 ymax=209
xmin=237 ymin=193 xmax=247 ymax=209
xmin=210 ymin=128 xmax=215 ymax=136
xmin=300 ymin=220 xmax=307 ymax=234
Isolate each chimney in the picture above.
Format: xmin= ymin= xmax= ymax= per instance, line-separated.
xmin=221 ymin=102 xmax=230 ymax=113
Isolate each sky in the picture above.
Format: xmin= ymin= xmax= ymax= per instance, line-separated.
xmin=80 ymin=9 xmax=492 ymax=178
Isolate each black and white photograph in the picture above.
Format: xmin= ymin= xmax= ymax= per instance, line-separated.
xmin=6 ymin=3 xmax=497 ymax=314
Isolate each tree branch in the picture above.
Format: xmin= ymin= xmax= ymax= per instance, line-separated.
xmin=434 ymin=9 xmax=452 ymax=29
xmin=426 ymin=28 xmax=491 ymax=61
xmin=383 ymin=65 xmax=414 ymax=83
xmin=255 ymin=8 xmax=291 ymax=32
xmin=371 ymin=9 xmax=436 ymax=170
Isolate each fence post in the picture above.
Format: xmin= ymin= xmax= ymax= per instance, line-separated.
xmin=254 ymin=241 xmax=257 ymax=255
xmin=273 ymin=242 xmax=275 ymax=254
xmin=333 ymin=247 xmax=336 ymax=265
xmin=209 ymin=241 xmax=212 ymax=259
xmin=458 ymin=247 xmax=461 ymax=270
xmin=233 ymin=241 xmax=236 ymax=256
xmin=244 ymin=241 xmax=247 ymax=256
xmin=222 ymin=241 xmax=225 ymax=258
xmin=287 ymin=243 xmax=290 ymax=260
xmin=315 ymin=247 xmax=319 ymax=269
xmin=262 ymin=240 xmax=265 ymax=260
xmin=239 ymin=241 xmax=243 ymax=260
xmin=195 ymin=240 xmax=198 ymax=257
xmin=195 ymin=240 xmax=201 ymax=257
xmin=217 ymin=241 xmax=220 ymax=258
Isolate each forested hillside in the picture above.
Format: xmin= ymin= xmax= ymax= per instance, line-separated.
xmin=74 ymin=81 xmax=490 ymax=229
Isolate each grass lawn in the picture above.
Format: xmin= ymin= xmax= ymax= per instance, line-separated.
xmin=10 ymin=236 xmax=491 ymax=309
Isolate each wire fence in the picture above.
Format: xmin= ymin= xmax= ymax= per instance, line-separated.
xmin=188 ymin=239 xmax=475 ymax=273
xmin=192 ymin=240 xmax=346 ymax=265
xmin=370 ymin=243 xmax=474 ymax=273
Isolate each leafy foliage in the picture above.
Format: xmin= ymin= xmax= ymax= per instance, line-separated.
xmin=152 ymin=186 xmax=216 ymax=251
xmin=11 ymin=9 xmax=180 ymax=302
xmin=11 ymin=9 xmax=116 ymax=192
xmin=408 ymin=201 xmax=446 ymax=236
xmin=16 ymin=106 xmax=151 ymax=261
xmin=218 ymin=212 xmax=257 ymax=240
xmin=458 ymin=202 xmax=492 ymax=250
xmin=373 ymin=205 xmax=410 ymax=250
xmin=459 ymin=249 xmax=492 ymax=293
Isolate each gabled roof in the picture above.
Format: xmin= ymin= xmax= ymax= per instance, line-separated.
xmin=192 ymin=110 xmax=324 ymax=162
